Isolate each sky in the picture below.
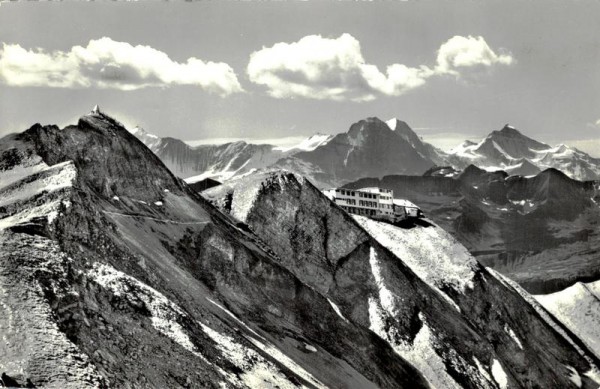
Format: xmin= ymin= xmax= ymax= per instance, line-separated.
xmin=1 ymin=1 xmax=599 ymax=155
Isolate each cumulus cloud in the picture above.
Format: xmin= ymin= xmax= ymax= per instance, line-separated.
xmin=435 ymin=35 xmax=514 ymax=75
xmin=0 ymin=37 xmax=243 ymax=96
xmin=247 ymin=33 xmax=513 ymax=101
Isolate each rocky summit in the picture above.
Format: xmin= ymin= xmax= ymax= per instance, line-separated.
xmin=1 ymin=111 xmax=600 ymax=388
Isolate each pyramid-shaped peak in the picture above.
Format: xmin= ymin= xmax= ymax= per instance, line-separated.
xmin=91 ymin=105 xmax=100 ymax=115
xmin=498 ymin=124 xmax=523 ymax=136
xmin=385 ymin=117 xmax=413 ymax=131
xmin=386 ymin=118 xmax=400 ymax=130
xmin=486 ymin=124 xmax=550 ymax=149
xmin=348 ymin=117 xmax=389 ymax=135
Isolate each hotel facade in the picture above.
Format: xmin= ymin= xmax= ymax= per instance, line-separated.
xmin=323 ymin=187 xmax=395 ymax=217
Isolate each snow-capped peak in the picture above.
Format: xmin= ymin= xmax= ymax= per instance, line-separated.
xmin=449 ymin=140 xmax=480 ymax=157
xmin=129 ymin=126 xmax=163 ymax=152
xmin=386 ymin=118 xmax=399 ymax=131
xmin=273 ymin=134 xmax=334 ymax=152
xmin=130 ymin=126 xmax=158 ymax=139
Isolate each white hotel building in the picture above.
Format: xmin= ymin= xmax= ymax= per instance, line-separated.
xmin=323 ymin=187 xmax=395 ymax=217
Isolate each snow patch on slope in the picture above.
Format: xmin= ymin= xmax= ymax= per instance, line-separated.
xmin=327 ymin=298 xmax=348 ymax=322
xmin=504 ymin=324 xmax=523 ymax=350
xmin=200 ymin=322 xmax=315 ymax=389
xmin=0 ymin=154 xmax=47 ymax=190
xmin=87 ymin=263 xmax=201 ymax=357
xmin=273 ymin=134 xmax=333 ymax=152
xmin=368 ymin=246 xmax=399 ymax=317
xmin=366 ymin=245 xmax=492 ymax=388
xmin=0 ymin=161 xmax=76 ymax=207
xmin=535 ymin=280 xmax=600 ymax=359
xmin=487 ymin=268 xmax=600 ymax=383
xmin=367 ymin=299 xmax=461 ymax=389
xmin=491 ymin=359 xmax=508 ymax=389
xmin=0 ymin=160 xmax=77 ymax=230
xmin=206 ymin=298 xmax=326 ymax=388
xmin=385 ymin=118 xmax=399 ymax=131
xmin=473 ymin=357 xmax=493 ymax=384
xmin=566 ymin=365 xmax=582 ymax=388
xmin=354 ymin=215 xmax=476 ymax=306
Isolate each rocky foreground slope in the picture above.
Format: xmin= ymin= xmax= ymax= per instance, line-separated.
xmin=204 ymin=171 xmax=600 ymax=388
xmin=0 ymin=112 xmax=425 ymax=388
xmin=345 ymin=166 xmax=600 ymax=294
xmin=1 ymin=110 xmax=599 ymax=388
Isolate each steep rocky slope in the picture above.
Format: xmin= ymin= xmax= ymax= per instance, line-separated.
xmin=1 ymin=111 xmax=428 ymax=388
xmin=345 ymin=167 xmax=600 ymax=294
xmin=204 ymin=170 xmax=600 ymax=388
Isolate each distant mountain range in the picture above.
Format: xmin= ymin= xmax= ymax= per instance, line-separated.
xmin=131 ymin=126 xmax=334 ymax=183
xmin=132 ymin=119 xmax=600 ymax=187
xmin=448 ymin=125 xmax=600 ymax=180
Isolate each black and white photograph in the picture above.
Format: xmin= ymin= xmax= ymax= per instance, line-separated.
xmin=1 ymin=1 xmax=600 ymax=388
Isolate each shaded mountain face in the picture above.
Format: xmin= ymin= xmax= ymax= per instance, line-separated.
xmin=345 ymin=166 xmax=600 ymax=294
xmin=449 ymin=125 xmax=600 ymax=181
xmin=273 ymin=118 xmax=437 ymax=188
xmin=1 ymin=111 xmax=430 ymax=388
xmin=385 ymin=118 xmax=447 ymax=166
xmin=204 ymin=170 xmax=600 ymax=388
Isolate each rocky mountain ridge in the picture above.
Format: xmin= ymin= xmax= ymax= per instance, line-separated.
xmin=133 ymin=119 xmax=600 ymax=188
xmin=2 ymin=110 xmax=600 ymax=387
